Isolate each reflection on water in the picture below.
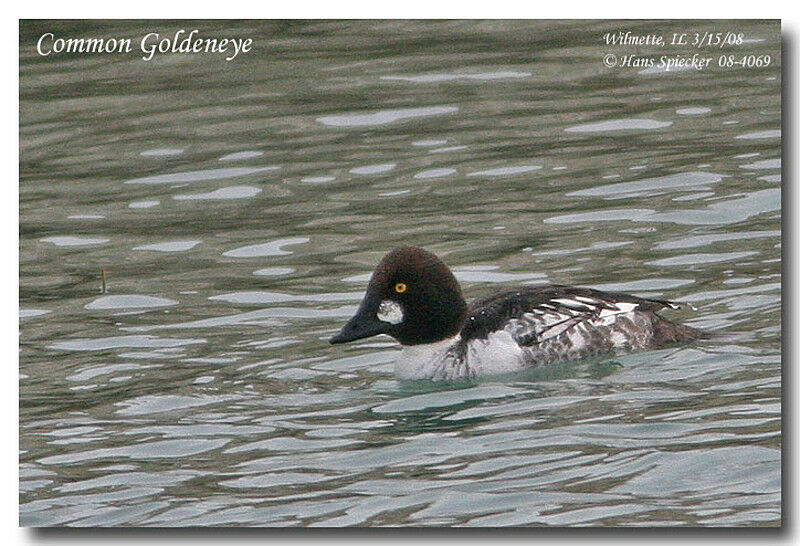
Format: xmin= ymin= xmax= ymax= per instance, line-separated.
xmin=564 ymin=119 xmax=674 ymax=132
xmin=317 ymin=105 xmax=459 ymax=127
xmin=20 ymin=20 xmax=780 ymax=526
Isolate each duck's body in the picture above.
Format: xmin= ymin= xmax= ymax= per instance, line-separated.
xmin=395 ymin=286 xmax=696 ymax=380
xmin=330 ymin=247 xmax=701 ymax=381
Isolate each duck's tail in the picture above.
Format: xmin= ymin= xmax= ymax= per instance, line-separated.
xmin=650 ymin=299 xmax=725 ymax=344
xmin=652 ymin=317 xmax=707 ymax=344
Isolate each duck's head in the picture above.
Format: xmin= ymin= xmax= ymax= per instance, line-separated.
xmin=330 ymin=246 xmax=468 ymax=346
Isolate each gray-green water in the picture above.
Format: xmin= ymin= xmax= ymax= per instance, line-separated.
xmin=19 ymin=20 xmax=781 ymax=526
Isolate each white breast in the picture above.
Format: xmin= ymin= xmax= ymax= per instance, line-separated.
xmin=395 ymin=331 xmax=526 ymax=380
xmin=463 ymin=330 xmax=526 ymax=376
xmin=396 ymin=337 xmax=459 ymax=380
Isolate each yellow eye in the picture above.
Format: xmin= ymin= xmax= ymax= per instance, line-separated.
xmin=394 ymin=282 xmax=407 ymax=294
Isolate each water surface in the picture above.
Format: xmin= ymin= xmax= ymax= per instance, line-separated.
xmin=20 ymin=20 xmax=781 ymax=526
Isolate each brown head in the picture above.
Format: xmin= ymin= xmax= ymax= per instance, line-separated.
xmin=330 ymin=246 xmax=468 ymax=346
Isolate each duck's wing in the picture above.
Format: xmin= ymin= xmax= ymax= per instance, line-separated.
xmin=460 ymin=285 xmax=685 ymax=346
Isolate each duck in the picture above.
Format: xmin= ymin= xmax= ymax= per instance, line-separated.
xmin=330 ymin=246 xmax=702 ymax=380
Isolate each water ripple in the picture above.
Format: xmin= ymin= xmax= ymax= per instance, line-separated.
xmin=317 ymin=106 xmax=458 ymax=127
xmin=124 ymin=166 xmax=280 ymax=185
xmin=565 ymin=119 xmax=672 ymax=133
xmin=20 ymin=19 xmax=781 ymax=528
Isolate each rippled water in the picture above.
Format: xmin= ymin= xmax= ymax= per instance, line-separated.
xmin=19 ymin=20 xmax=781 ymax=526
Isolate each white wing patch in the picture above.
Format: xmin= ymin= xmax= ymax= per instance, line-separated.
xmin=377 ymin=299 xmax=404 ymax=325
xmin=504 ymin=296 xmax=642 ymax=345
xmin=552 ymin=298 xmax=594 ymax=311
xmin=599 ymin=301 xmax=638 ymax=318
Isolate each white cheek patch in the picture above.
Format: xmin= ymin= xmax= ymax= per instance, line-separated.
xmin=377 ymin=300 xmax=404 ymax=325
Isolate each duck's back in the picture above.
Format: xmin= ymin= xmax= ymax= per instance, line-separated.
xmin=458 ymin=285 xmax=701 ymax=369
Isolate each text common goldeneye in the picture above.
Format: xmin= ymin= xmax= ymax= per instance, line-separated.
xmin=330 ymin=246 xmax=701 ymax=380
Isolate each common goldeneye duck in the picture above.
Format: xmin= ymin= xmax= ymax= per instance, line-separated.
xmin=330 ymin=246 xmax=701 ymax=381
